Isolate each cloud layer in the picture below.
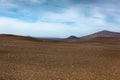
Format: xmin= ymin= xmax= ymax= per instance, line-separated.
xmin=0 ymin=0 xmax=120 ymax=38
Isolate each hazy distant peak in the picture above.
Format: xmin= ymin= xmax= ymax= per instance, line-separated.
xmin=96 ymin=30 xmax=118 ymax=34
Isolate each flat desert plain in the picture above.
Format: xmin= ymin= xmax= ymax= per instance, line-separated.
xmin=0 ymin=35 xmax=120 ymax=80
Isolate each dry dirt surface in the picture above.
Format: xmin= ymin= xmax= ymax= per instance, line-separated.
xmin=0 ymin=35 xmax=120 ymax=80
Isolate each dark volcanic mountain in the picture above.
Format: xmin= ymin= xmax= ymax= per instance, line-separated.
xmin=67 ymin=36 xmax=79 ymax=40
xmin=81 ymin=30 xmax=120 ymax=40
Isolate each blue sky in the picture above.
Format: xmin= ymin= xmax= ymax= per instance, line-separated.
xmin=0 ymin=0 xmax=120 ymax=38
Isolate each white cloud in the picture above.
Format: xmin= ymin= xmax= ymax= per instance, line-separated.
xmin=30 ymin=0 xmax=46 ymax=4
xmin=41 ymin=7 xmax=79 ymax=22
xmin=0 ymin=0 xmax=16 ymax=8
xmin=0 ymin=17 xmax=78 ymax=38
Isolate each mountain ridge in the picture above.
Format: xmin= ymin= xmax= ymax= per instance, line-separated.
xmin=80 ymin=30 xmax=120 ymax=40
xmin=0 ymin=30 xmax=120 ymax=41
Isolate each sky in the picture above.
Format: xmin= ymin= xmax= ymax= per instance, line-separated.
xmin=0 ymin=0 xmax=120 ymax=38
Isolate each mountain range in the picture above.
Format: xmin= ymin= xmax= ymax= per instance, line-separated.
xmin=0 ymin=30 xmax=120 ymax=42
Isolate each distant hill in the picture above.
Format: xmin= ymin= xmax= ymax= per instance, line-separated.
xmin=0 ymin=34 xmax=63 ymax=42
xmin=0 ymin=34 xmax=41 ymax=42
xmin=80 ymin=30 xmax=120 ymax=40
